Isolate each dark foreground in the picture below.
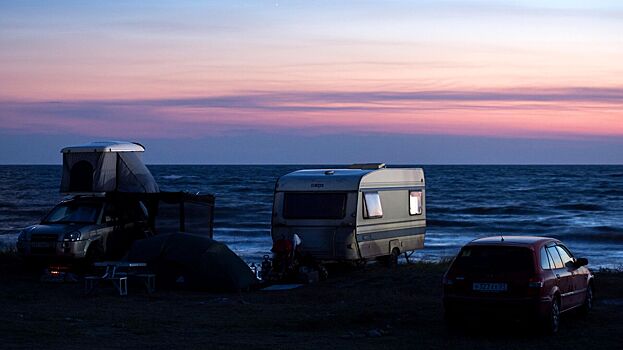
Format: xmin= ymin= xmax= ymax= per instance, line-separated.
xmin=1 ymin=254 xmax=622 ymax=350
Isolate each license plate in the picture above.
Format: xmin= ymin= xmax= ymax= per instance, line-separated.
xmin=473 ymin=282 xmax=507 ymax=292
xmin=30 ymin=242 xmax=55 ymax=248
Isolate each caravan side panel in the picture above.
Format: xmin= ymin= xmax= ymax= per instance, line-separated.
xmin=356 ymin=169 xmax=426 ymax=259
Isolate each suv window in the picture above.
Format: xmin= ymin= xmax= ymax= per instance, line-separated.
xmin=555 ymin=245 xmax=574 ymax=267
xmin=547 ymin=246 xmax=564 ymax=269
xmin=103 ymin=203 xmax=117 ymax=223
xmin=540 ymin=247 xmax=551 ymax=270
xmin=43 ymin=201 xmax=103 ymax=224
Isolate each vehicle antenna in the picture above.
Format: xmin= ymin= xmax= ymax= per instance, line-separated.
xmin=500 ymin=235 xmax=504 ymax=242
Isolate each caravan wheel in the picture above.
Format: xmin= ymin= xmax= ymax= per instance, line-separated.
xmin=378 ymin=248 xmax=400 ymax=268
xmin=388 ymin=248 xmax=400 ymax=268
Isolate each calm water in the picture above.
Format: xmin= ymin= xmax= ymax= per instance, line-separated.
xmin=1 ymin=165 xmax=622 ymax=267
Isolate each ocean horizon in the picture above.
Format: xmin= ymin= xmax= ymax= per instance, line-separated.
xmin=1 ymin=164 xmax=622 ymax=268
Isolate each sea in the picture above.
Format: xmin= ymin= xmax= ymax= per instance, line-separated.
xmin=1 ymin=165 xmax=622 ymax=268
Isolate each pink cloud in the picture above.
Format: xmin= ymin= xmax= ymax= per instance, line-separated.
xmin=1 ymin=87 xmax=622 ymax=139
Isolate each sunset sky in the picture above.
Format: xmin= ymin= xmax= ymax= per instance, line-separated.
xmin=1 ymin=0 xmax=622 ymax=164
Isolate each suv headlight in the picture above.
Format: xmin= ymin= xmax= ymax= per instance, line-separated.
xmin=63 ymin=231 xmax=82 ymax=242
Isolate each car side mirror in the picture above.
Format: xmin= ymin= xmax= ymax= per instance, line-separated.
xmin=575 ymin=257 xmax=588 ymax=267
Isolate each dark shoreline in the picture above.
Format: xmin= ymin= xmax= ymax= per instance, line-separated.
xmin=1 ymin=252 xmax=622 ymax=349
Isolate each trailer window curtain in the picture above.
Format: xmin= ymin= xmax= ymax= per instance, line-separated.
xmin=363 ymin=192 xmax=383 ymax=219
xmin=409 ymin=190 xmax=423 ymax=215
xmin=283 ymin=192 xmax=346 ymax=219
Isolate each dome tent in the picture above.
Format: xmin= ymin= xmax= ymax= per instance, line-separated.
xmin=127 ymin=233 xmax=258 ymax=292
xmin=60 ymin=141 xmax=159 ymax=194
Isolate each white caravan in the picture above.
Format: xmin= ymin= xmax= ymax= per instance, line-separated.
xmin=271 ymin=164 xmax=426 ymax=264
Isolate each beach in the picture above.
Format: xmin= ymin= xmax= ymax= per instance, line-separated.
xmin=1 ymin=254 xmax=622 ymax=350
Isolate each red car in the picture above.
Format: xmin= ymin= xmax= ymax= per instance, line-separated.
xmin=442 ymin=236 xmax=593 ymax=333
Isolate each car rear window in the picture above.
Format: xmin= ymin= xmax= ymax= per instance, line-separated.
xmin=453 ymin=246 xmax=535 ymax=274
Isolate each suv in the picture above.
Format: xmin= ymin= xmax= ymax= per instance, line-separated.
xmin=17 ymin=195 xmax=151 ymax=263
xmin=442 ymin=236 xmax=593 ymax=333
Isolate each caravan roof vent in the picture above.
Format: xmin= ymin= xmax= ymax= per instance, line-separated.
xmin=348 ymin=163 xmax=386 ymax=170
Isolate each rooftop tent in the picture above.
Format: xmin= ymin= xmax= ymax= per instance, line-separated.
xmin=127 ymin=233 xmax=258 ymax=292
xmin=60 ymin=141 xmax=159 ymax=194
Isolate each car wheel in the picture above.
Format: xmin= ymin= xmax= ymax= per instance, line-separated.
xmin=543 ymin=298 xmax=561 ymax=334
xmin=579 ymin=284 xmax=593 ymax=316
xmin=444 ymin=308 xmax=460 ymax=331
xmin=74 ymin=243 xmax=104 ymax=274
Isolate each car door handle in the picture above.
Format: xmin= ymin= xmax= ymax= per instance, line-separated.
xmin=555 ymin=274 xmax=560 ymax=279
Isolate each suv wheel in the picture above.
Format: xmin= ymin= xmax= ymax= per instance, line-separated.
xmin=75 ymin=242 xmax=104 ymax=274
xmin=85 ymin=242 xmax=104 ymax=263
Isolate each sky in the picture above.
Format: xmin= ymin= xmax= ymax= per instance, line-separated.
xmin=1 ymin=0 xmax=622 ymax=164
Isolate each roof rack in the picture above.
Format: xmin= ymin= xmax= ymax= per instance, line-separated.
xmin=347 ymin=163 xmax=386 ymax=170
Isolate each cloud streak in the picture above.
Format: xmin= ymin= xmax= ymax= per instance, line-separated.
xmin=1 ymin=87 xmax=622 ymax=139
xmin=8 ymin=86 xmax=623 ymax=108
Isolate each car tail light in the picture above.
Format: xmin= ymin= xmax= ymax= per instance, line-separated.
xmin=528 ymin=279 xmax=544 ymax=288
xmin=442 ymin=276 xmax=454 ymax=286
xmin=527 ymin=278 xmax=544 ymax=296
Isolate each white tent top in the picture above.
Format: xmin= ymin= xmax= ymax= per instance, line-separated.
xmin=60 ymin=140 xmax=158 ymax=193
xmin=61 ymin=141 xmax=145 ymax=153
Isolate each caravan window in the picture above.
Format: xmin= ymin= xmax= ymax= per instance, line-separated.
xmin=409 ymin=190 xmax=423 ymax=215
xmin=283 ymin=192 xmax=346 ymax=219
xmin=363 ymin=192 xmax=383 ymax=219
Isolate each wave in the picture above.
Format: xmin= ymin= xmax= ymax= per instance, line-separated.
xmin=447 ymin=206 xmax=543 ymax=216
xmin=599 ymin=189 xmax=623 ymax=196
xmin=161 ymin=175 xmax=198 ymax=180
xmin=0 ymin=233 xmax=17 ymax=250
xmin=589 ymin=225 xmax=623 ymax=234
xmin=554 ymin=203 xmax=605 ymax=211
xmin=0 ymin=201 xmax=18 ymax=209
xmin=428 ymin=219 xmax=478 ymax=228
xmin=230 ymin=187 xmax=254 ymax=193
xmin=551 ymin=229 xmax=623 ymax=243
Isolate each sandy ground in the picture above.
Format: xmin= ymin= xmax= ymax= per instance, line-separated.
xmin=1 ymin=255 xmax=622 ymax=350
